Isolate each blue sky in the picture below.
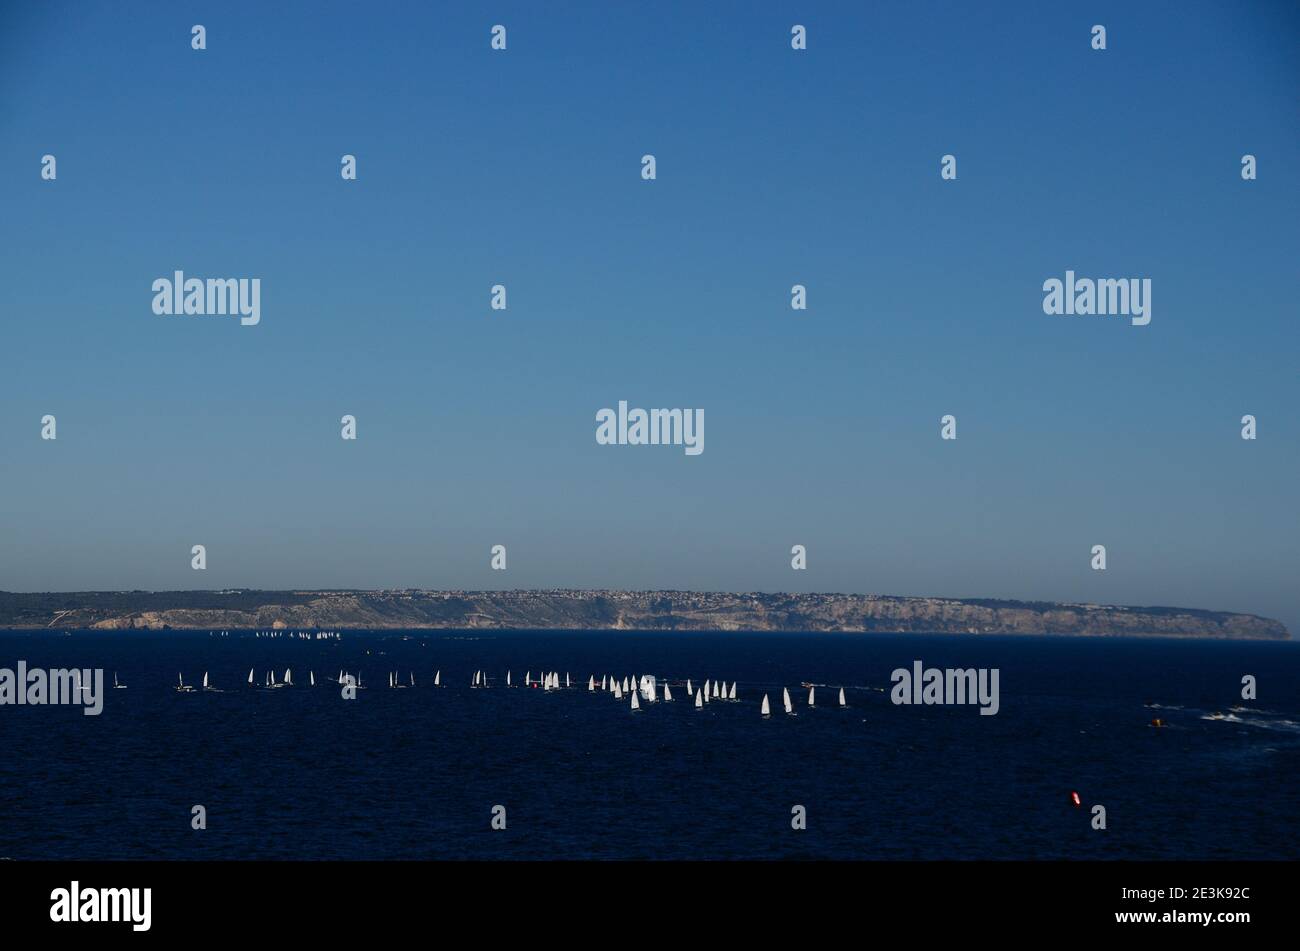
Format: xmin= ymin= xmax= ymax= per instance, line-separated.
xmin=1 ymin=1 xmax=1297 ymax=632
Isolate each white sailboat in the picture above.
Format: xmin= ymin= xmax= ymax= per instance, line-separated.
xmin=588 ymin=675 xmax=596 ymax=691
xmin=761 ymin=694 xmax=771 ymax=716
xmin=663 ymin=682 xmax=673 ymax=702
xmin=434 ymin=670 xmax=441 ymax=687
xmin=507 ymin=670 xmax=512 ymax=687
xmin=694 ymin=688 xmax=703 ymax=709
xmin=808 ymin=686 xmax=815 ymax=707
xmin=565 ymin=673 xmax=571 ymax=688
xmin=525 ymin=670 xmax=531 ymax=687
xmin=783 ymin=687 xmax=793 ymax=714
xmin=248 ymin=668 xmax=255 ymax=686
xmin=409 ymin=672 xmax=415 ymax=687
xmin=284 ymin=668 xmax=292 ymax=687
xmin=175 ymin=673 xmax=194 ymax=693
xmin=686 ymin=678 xmax=693 ymax=695
xmin=630 ymin=690 xmax=640 ymax=711
xmin=113 ymin=672 xmax=127 ymax=689
xmin=202 ymin=672 xmax=209 ymax=690
xmin=703 ymin=679 xmax=710 ymax=699
xmin=838 ymin=687 xmax=846 ymax=707
xmin=601 ymin=675 xmax=607 ymax=690
xmin=310 ymin=671 xmax=316 ymax=687
xmin=728 ymin=682 xmax=736 ymax=700
xmin=712 ymin=680 xmax=720 ymax=698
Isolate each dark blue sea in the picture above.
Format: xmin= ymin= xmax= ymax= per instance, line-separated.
xmin=1 ymin=630 xmax=1297 ymax=860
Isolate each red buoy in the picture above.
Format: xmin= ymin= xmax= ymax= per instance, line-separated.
xmin=1070 ymin=791 xmax=1081 ymax=807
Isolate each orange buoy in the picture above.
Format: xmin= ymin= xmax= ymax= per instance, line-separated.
xmin=1070 ymin=791 xmax=1081 ymax=807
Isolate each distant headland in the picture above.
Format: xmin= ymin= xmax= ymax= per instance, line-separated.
xmin=0 ymin=590 xmax=1288 ymax=639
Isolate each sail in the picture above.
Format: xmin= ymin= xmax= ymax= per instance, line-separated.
xmin=686 ymin=678 xmax=693 ymax=694
xmin=506 ymin=671 xmax=512 ymax=687
xmin=808 ymin=687 xmax=815 ymax=707
xmin=729 ymin=682 xmax=737 ymax=700
xmin=311 ymin=671 xmax=316 ymax=687
xmin=566 ymin=673 xmax=571 ymax=688
xmin=434 ymin=670 xmax=441 ymax=686
xmin=713 ymin=680 xmax=720 ymax=698
xmin=285 ymin=669 xmax=291 ymax=685
xmin=248 ymin=668 xmax=254 ymax=685
xmin=177 ymin=673 xmax=183 ymax=687
xmin=664 ymin=682 xmax=673 ymax=702
xmin=588 ymin=676 xmax=595 ymax=691
xmin=630 ymin=691 xmax=640 ymax=710
xmin=203 ymin=672 xmax=209 ymax=689
xmin=601 ymin=675 xmax=607 ymax=690
xmin=409 ymin=672 xmax=415 ymax=687
xmin=694 ymin=689 xmax=703 ymax=709
xmin=838 ymin=687 xmax=846 ymax=707
xmin=783 ymin=688 xmax=793 ymax=714
xmin=761 ymin=694 xmax=771 ymax=716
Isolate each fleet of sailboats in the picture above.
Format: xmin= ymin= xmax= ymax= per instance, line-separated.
xmin=160 ymin=648 xmax=856 ymax=722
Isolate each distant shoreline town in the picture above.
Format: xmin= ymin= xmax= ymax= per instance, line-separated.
xmin=0 ymin=590 xmax=1287 ymax=640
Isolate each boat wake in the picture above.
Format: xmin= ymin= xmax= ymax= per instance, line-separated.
xmin=1200 ymin=712 xmax=1300 ymax=735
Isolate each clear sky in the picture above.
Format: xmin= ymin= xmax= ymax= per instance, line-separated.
xmin=1 ymin=1 xmax=1296 ymax=633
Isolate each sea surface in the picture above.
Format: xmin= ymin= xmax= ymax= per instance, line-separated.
xmin=1 ymin=629 xmax=1297 ymax=860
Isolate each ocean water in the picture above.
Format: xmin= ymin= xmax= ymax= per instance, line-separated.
xmin=0 ymin=630 xmax=1296 ymax=861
